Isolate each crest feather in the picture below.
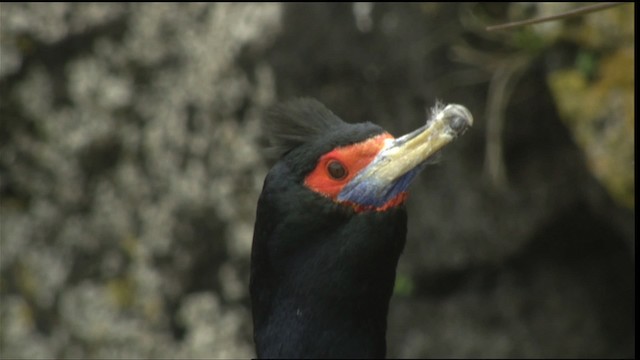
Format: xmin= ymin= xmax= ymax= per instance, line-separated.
xmin=264 ymin=98 xmax=346 ymax=158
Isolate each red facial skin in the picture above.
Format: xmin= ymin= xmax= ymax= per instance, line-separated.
xmin=304 ymin=133 xmax=407 ymax=212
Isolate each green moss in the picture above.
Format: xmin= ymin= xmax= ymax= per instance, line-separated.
xmin=393 ymin=273 xmax=414 ymax=297
xmin=575 ymin=51 xmax=598 ymax=80
xmin=119 ymin=235 xmax=140 ymax=260
xmin=107 ymin=277 xmax=135 ymax=308
xmin=15 ymin=261 xmax=38 ymax=302
xmin=512 ymin=28 xmax=548 ymax=53
xmin=548 ymin=47 xmax=635 ymax=209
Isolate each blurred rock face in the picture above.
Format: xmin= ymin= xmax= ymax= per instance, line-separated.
xmin=0 ymin=3 xmax=634 ymax=359
xmin=1 ymin=3 xmax=279 ymax=358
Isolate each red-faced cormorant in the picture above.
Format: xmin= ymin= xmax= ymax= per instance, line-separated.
xmin=250 ymin=98 xmax=472 ymax=358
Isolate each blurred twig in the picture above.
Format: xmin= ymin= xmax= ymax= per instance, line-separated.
xmin=483 ymin=55 xmax=531 ymax=189
xmin=486 ymin=2 xmax=626 ymax=32
xmin=450 ymin=32 xmax=534 ymax=190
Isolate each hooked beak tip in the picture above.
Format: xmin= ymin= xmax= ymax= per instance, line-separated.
xmin=436 ymin=104 xmax=473 ymax=137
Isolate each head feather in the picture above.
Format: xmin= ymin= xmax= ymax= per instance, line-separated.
xmin=263 ymin=98 xmax=346 ymax=158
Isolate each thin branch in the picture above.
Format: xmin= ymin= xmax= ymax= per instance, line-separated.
xmin=486 ymin=2 xmax=627 ymax=32
xmin=483 ymin=55 xmax=531 ymax=190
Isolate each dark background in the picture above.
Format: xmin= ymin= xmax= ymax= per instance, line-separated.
xmin=0 ymin=3 xmax=634 ymax=358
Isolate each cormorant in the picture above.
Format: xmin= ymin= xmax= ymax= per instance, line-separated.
xmin=250 ymin=98 xmax=472 ymax=358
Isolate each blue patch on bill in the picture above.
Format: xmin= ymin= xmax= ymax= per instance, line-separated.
xmin=337 ymin=164 xmax=426 ymax=208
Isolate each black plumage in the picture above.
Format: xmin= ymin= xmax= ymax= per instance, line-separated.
xmin=250 ymin=98 xmax=472 ymax=358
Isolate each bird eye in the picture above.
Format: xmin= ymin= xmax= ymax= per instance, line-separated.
xmin=327 ymin=160 xmax=347 ymax=180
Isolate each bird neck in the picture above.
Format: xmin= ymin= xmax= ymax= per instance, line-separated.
xmin=251 ymin=176 xmax=407 ymax=358
xmin=254 ymin=282 xmax=393 ymax=358
xmin=252 ymin=210 xmax=406 ymax=358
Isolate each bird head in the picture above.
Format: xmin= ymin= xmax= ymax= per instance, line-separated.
xmin=265 ymin=98 xmax=472 ymax=213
